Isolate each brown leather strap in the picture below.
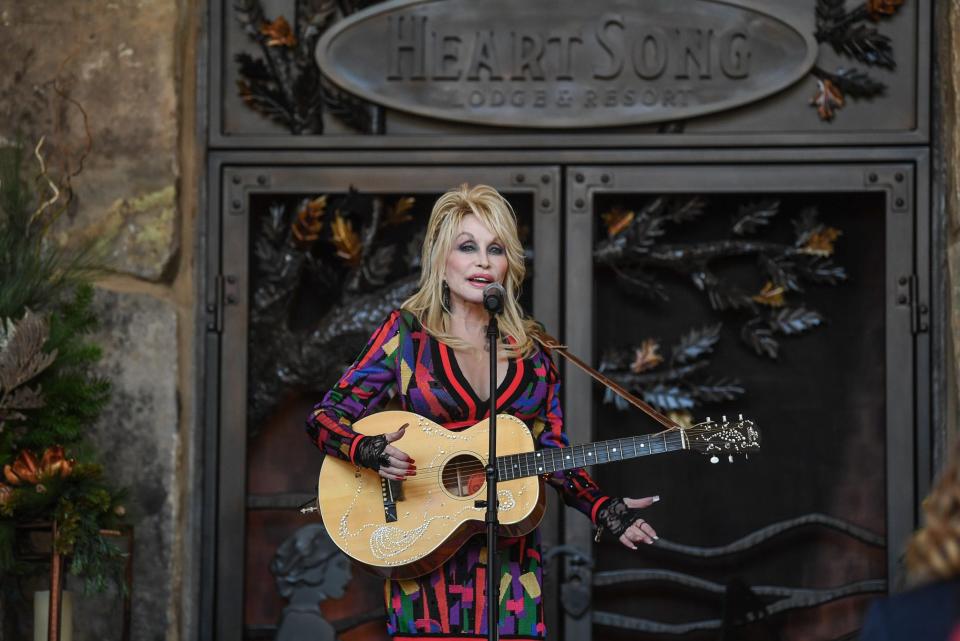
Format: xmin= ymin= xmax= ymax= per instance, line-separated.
xmin=535 ymin=332 xmax=681 ymax=430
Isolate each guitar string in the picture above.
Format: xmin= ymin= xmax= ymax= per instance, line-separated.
xmin=383 ymin=431 xmax=689 ymax=476
xmin=374 ymin=426 xmax=742 ymax=481
xmin=378 ymin=432 xmax=693 ymax=495
xmin=371 ymin=429 xmax=731 ymax=483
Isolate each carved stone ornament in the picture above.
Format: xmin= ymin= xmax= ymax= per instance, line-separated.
xmin=315 ymin=0 xmax=818 ymax=128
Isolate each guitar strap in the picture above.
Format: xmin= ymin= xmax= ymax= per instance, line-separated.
xmin=533 ymin=332 xmax=682 ymax=430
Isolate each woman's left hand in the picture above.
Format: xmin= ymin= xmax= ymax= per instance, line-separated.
xmin=617 ymin=496 xmax=659 ymax=550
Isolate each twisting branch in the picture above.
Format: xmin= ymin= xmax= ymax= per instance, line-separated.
xmin=595 ymin=194 xmax=847 ymax=411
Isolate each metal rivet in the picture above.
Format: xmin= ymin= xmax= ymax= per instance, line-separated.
xmin=515 ymin=174 xmax=525 ymax=183
xmin=227 ymin=295 xmax=238 ymax=304
xmin=575 ymin=198 xmax=585 ymax=208
xmin=541 ymin=198 xmax=550 ymax=208
xmin=232 ymin=200 xmax=242 ymax=210
xmin=541 ymin=174 xmax=550 ymax=184
xmin=207 ymin=322 xmax=215 ymax=331
xmin=868 ymin=173 xmax=878 ymax=183
xmin=895 ymin=198 xmax=905 ymax=207
xmin=895 ymin=173 xmax=904 ymax=182
xmin=575 ymin=173 xmax=585 ymax=183
xmin=920 ymin=304 xmax=929 ymax=314
xmin=257 ymin=175 xmax=267 ymax=185
xmin=601 ymin=174 xmax=610 ymax=184
xmin=899 ymin=277 xmax=907 ymax=285
xmin=898 ymin=295 xmax=907 ymax=304
xmin=226 ymin=275 xmax=237 ymax=284
xmin=231 ymin=175 xmax=241 ymax=185
xmin=206 ymin=304 xmax=215 ymax=313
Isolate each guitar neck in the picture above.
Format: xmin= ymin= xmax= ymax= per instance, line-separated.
xmin=496 ymin=429 xmax=688 ymax=481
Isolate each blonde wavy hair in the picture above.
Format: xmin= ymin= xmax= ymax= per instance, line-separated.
xmin=401 ymin=184 xmax=540 ymax=358
xmin=906 ymin=438 xmax=960 ymax=583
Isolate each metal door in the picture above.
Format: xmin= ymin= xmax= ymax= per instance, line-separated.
xmin=208 ymin=164 xmax=562 ymax=640
xmin=560 ymin=162 xmax=928 ymax=640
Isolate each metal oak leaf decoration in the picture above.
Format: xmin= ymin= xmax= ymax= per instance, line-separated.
xmin=594 ymin=195 xmax=847 ymax=410
xmin=234 ymin=0 xmax=376 ymax=134
xmin=808 ymin=0 xmax=906 ymax=121
xmin=246 ymin=191 xmax=422 ymax=430
xmin=600 ymin=324 xmax=746 ymax=413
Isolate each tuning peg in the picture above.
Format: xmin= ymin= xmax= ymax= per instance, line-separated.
xmin=738 ymin=413 xmax=743 ymax=420
xmin=722 ymin=415 xmax=727 ymax=422
xmin=710 ymin=456 xmax=719 ymax=464
xmin=728 ymin=455 xmax=734 ymax=463
xmin=705 ymin=416 xmax=711 ymax=422
xmin=745 ymin=454 xmax=749 ymax=460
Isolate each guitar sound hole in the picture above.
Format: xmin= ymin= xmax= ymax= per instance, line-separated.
xmin=441 ymin=454 xmax=486 ymax=497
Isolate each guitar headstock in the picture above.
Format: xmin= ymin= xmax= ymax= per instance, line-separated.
xmin=684 ymin=415 xmax=761 ymax=463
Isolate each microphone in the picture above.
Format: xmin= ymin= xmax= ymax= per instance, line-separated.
xmin=482 ymin=283 xmax=506 ymax=315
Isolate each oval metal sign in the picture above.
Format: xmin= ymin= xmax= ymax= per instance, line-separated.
xmin=316 ymin=0 xmax=817 ymax=128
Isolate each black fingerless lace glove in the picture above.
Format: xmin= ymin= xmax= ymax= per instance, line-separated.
xmin=595 ymin=498 xmax=645 ymax=541
xmin=354 ymin=435 xmax=390 ymax=471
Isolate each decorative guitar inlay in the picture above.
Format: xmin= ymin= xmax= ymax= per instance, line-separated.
xmin=368 ymin=489 xmax=518 ymax=561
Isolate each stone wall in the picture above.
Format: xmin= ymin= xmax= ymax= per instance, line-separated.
xmin=0 ymin=1 xmax=200 ymax=640
xmin=942 ymin=0 xmax=960 ymax=456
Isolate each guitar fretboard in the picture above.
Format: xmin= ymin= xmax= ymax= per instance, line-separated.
xmin=495 ymin=429 xmax=687 ymax=481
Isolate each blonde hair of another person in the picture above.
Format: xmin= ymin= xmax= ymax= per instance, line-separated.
xmin=402 ymin=183 xmax=540 ymax=358
xmin=906 ymin=439 xmax=960 ymax=583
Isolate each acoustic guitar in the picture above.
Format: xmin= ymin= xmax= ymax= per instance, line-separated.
xmin=317 ymin=410 xmax=759 ymax=579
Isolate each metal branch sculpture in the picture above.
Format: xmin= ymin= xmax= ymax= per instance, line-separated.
xmin=247 ymin=191 xmax=422 ymax=430
xmin=234 ymin=0 xmax=377 ymax=134
xmin=808 ymin=0 xmax=906 ymax=121
xmin=595 ymin=196 xmax=847 ymax=413
xmin=599 ymin=323 xmax=745 ymax=419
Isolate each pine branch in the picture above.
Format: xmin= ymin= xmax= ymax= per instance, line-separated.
xmin=829 ymin=67 xmax=887 ymax=99
xmin=666 ymin=196 xmax=707 ymax=224
xmin=741 ymin=320 xmax=779 ymax=359
xmin=690 ymin=378 xmax=745 ymax=403
xmin=829 ymin=23 xmax=895 ymax=69
xmin=732 ymin=199 xmax=780 ymax=236
xmin=768 ymin=307 xmax=824 ymax=335
xmin=671 ymin=324 xmax=722 ymax=365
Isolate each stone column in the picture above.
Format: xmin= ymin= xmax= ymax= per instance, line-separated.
xmin=0 ymin=1 xmax=201 ymax=639
xmin=939 ymin=0 xmax=960 ymax=463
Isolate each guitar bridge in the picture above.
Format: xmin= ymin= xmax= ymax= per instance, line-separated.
xmin=381 ymin=478 xmax=404 ymax=523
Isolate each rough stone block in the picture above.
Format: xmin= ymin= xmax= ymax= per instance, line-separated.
xmin=0 ymin=0 xmax=181 ymax=282
xmin=69 ymin=287 xmax=180 ymax=641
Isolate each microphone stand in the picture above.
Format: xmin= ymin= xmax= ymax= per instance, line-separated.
xmin=484 ymin=313 xmax=500 ymax=641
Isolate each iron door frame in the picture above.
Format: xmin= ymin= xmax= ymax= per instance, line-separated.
xmin=206 ymin=163 xmax=562 ymax=640
xmin=562 ymin=159 xmax=930 ymax=640
xmin=198 ymin=147 xmax=939 ymax=640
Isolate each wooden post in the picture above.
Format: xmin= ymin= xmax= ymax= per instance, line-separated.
xmin=48 ymin=520 xmax=62 ymax=641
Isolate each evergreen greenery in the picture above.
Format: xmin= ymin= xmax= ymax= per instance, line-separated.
xmin=0 ymin=139 xmax=127 ymax=593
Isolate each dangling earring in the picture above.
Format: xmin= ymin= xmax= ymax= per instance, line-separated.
xmin=441 ymin=280 xmax=452 ymax=313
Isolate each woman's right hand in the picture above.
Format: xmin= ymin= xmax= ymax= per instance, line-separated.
xmin=377 ymin=425 xmax=416 ymax=481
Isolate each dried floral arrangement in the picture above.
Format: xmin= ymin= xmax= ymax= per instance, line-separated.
xmin=0 ymin=140 xmax=126 ymax=593
xmin=595 ymin=196 xmax=846 ymax=422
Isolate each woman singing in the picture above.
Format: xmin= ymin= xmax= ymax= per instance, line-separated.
xmin=307 ymin=184 xmax=659 ymax=640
